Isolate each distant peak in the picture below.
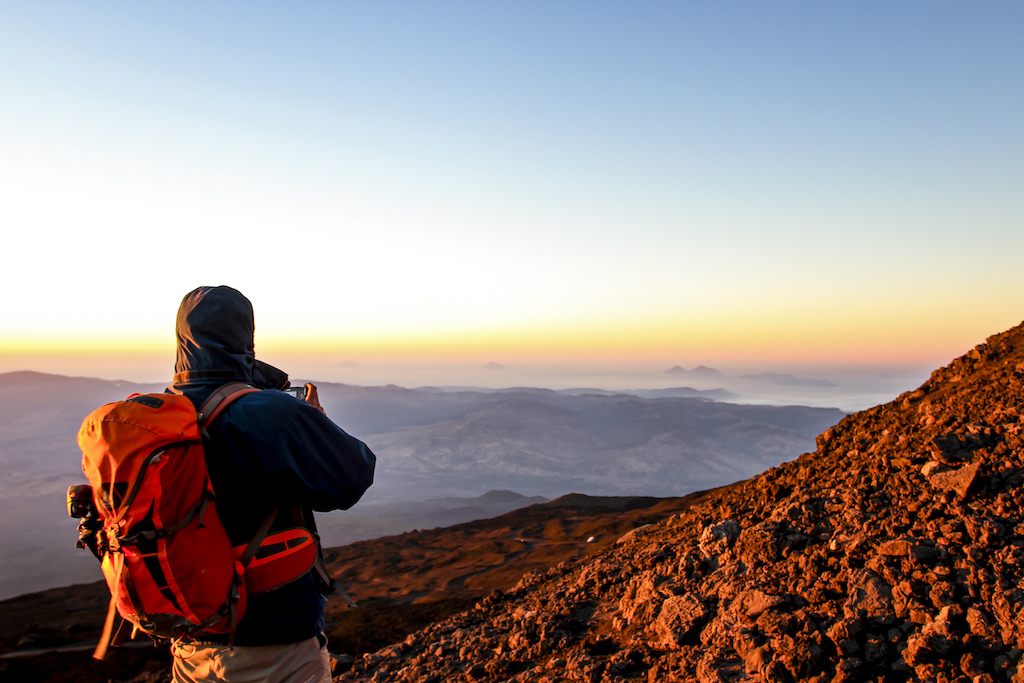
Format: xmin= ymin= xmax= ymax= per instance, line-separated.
xmin=664 ymin=365 xmax=722 ymax=377
xmin=477 ymin=490 xmax=530 ymax=503
xmin=483 ymin=362 xmax=509 ymax=370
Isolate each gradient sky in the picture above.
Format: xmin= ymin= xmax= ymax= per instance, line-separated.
xmin=2 ymin=2 xmax=1022 ymax=382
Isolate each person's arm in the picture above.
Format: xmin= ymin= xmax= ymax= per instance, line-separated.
xmin=219 ymin=391 xmax=376 ymax=512
xmin=284 ymin=398 xmax=376 ymax=511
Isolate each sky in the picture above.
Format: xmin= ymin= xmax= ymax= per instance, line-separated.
xmin=1 ymin=2 xmax=1022 ymax=389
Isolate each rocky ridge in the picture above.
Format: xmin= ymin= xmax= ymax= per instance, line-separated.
xmin=338 ymin=322 xmax=1024 ymax=683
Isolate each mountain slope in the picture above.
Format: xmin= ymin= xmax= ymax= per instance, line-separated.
xmin=338 ymin=321 xmax=1024 ymax=683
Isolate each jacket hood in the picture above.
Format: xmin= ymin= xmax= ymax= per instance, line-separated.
xmin=173 ymin=286 xmax=288 ymax=389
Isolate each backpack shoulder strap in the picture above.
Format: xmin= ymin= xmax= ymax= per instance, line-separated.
xmin=197 ymin=383 xmax=261 ymax=436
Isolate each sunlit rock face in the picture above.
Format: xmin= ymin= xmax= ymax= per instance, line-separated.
xmin=338 ymin=321 xmax=1024 ymax=683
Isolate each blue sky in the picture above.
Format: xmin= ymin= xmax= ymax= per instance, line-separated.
xmin=2 ymin=2 xmax=1022 ymax=380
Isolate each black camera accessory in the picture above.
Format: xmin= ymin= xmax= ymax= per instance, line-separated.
xmin=67 ymin=484 xmax=95 ymax=519
xmin=68 ymin=485 xmax=103 ymax=558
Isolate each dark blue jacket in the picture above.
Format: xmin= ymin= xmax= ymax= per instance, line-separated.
xmin=167 ymin=286 xmax=375 ymax=646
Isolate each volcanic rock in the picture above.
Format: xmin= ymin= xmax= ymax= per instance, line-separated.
xmin=652 ymin=593 xmax=710 ymax=649
xmin=928 ymin=462 xmax=982 ymax=498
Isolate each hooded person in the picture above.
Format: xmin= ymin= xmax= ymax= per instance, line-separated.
xmin=167 ymin=285 xmax=375 ymax=683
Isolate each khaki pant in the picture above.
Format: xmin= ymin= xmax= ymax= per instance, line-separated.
xmin=171 ymin=634 xmax=331 ymax=683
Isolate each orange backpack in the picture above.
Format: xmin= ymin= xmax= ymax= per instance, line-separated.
xmin=77 ymin=383 xmax=321 ymax=659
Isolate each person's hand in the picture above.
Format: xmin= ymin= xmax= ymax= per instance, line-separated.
xmin=304 ymin=383 xmax=325 ymax=414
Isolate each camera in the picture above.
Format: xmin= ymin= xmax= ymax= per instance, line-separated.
xmin=67 ymin=484 xmax=103 ymax=558
xmin=283 ymin=385 xmax=308 ymax=400
xmin=67 ymin=484 xmax=96 ymax=519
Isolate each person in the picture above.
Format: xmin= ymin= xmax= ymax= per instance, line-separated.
xmin=166 ymin=285 xmax=376 ymax=683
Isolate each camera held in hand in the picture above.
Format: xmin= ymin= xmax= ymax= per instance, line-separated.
xmin=282 ymin=385 xmax=307 ymax=400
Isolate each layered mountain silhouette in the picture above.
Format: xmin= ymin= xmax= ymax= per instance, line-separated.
xmin=740 ymin=372 xmax=837 ymax=388
xmin=314 ymin=384 xmax=844 ymax=502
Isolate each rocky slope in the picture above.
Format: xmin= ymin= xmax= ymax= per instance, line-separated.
xmin=338 ymin=322 xmax=1024 ymax=683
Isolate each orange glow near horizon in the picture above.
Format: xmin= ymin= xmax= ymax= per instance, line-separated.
xmin=4 ymin=308 xmax=1015 ymax=373
xmin=246 ymin=304 xmax=1021 ymax=366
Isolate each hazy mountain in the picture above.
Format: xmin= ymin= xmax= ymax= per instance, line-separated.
xmin=740 ymin=371 xmax=837 ymax=387
xmin=665 ymin=365 xmax=725 ymax=378
xmin=689 ymin=365 xmax=724 ymax=377
xmin=351 ymin=390 xmax=843 ymax=501
xmin=0 ymin=372 xmax=166 ymax=601
xmin=556 ymin=386 xmax=738 ymax=400
xmin=416 ymin=385 xmax=737 ymax=401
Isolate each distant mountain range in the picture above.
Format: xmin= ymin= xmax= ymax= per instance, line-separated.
xmin=416 ymin=385 xmax=737 ymax=401
xmin=664 ymin=365 xmax=836 ymax=387
xmin=739 ymin=371 xmax=836 ymax=387
xmin=0 ymin=371 xmax=844 ymax=600
xmin=328 ymin=384 xmax=843 ymax=503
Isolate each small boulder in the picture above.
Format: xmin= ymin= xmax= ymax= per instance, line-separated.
xmin=616 ymin=524 xmax=653 ymax=544
xmin=733 ymin=589 xmax=785 ymax=619
xmin=329 ymin=653 xmax=355 ymax=675
xmin=652 ymin=593 xmax=711 ymax=649
xmin=699 ymin=521 xmax=741 ymax=558
xmin=928 ymin=463 xmax=981 ymax=498
xmin=844 ymin=569 xmax=894 ymax=619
